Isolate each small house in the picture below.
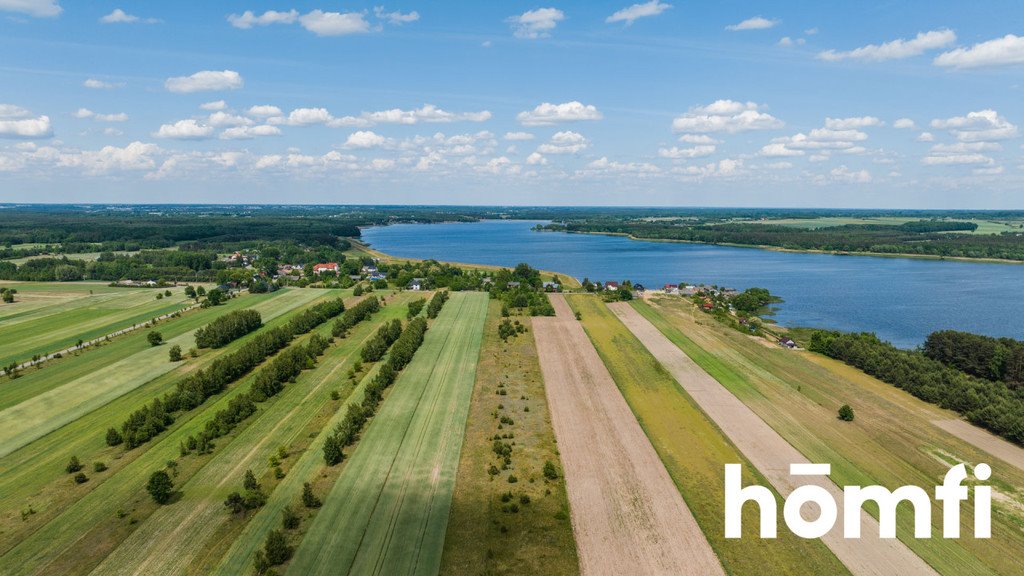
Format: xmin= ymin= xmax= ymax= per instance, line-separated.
xmin=779 ymin=338 xmax=797 ymax=349
xmin=507 ymin=281 xmax=521 ymax=289
xmin=543 ymin=281 xmax=561 ymax=292
xmin=313 ymin=262 xmax=340 ymax=275
xmin=663 ymin=283 xmax=679 ymax=294
xmin=605 ymin=281 xmax=619 ymax=291
xmin=408 ymin=278 xmax=425 ymax=291
xmin=634 ymin=284 xmax=645 ymax=293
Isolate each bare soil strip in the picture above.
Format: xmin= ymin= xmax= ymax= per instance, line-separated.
xmin=609 ymin=302 xmax=937 ymax=576
xmin=532 ymin=295 xmax=724 ymax=576
xmin=933 ymin=419 xmax=1024 ymax=471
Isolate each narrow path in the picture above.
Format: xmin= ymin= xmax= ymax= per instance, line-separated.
xmin=609 ymin=301 xmax=937 ymax=576
xmin=532 ymin=295 xmax=724 ymax=576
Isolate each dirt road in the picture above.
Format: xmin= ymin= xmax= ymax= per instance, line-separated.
xmin=532 ymin=295 xmax=724 ymax=576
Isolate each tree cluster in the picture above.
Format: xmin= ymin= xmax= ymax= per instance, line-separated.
xmin=194 ymin=309 xmax=262 ymax=348
xmin=360 ymin=319 xmax=403 ymax=363
xmin=426 ymin=290 xmax=449 ymax=319
xmin=331 ymin=296 xmax=380 ymax=337
xmin=923 ymin=330 xmax=1024 ymax=385
xmin=407 ymin=298 xmax=426 ymax=318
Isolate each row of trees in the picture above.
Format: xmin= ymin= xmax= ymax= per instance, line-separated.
xmin=426 ymin=290 xmax=450 ymax=319
xmin=194 ymin=309 xmax=262 ymax=349
xmin=323 ymin=317 xmax=431 ymax=465
xmin=332 ymin=296 xmax=381 ymax=338
xmin=109 ymin=298 xmax=346 ymax=449
xmin=360 ymin=319 xmax=403 ymax=363
xmin=923 ymin=330 xmax=1024 ymax=385
xmin=809 ymin=330 xmax=1024 ymax=445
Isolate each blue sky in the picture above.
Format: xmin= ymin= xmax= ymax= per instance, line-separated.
xmin=1 ymin=1 xmax=1022 ymax=207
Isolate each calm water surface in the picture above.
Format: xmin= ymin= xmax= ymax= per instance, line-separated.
xmin=362 ymin=220 xmax=1024 ymax=348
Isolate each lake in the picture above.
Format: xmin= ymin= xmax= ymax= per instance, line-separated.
xmin=362 ymin=220 xmax=1024 ymax=348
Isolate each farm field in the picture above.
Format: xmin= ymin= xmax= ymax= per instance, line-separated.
xmin=287 ymin=291 xmax=487 ymax=576
xmin=741 ymin=216 xmax=1024 ymax=234
xmin=562 ymin=294 xmax=847 ymax=576
xmin=0 ymin=289 xmax=345 ymax=570
xmin=634 ymin=296 xmax=1024 ymax=575
xmin=90 ymin=292 xmax=412 ymax=576
xmin=0 ymin=281 xmax=196 ymax=367
xmin=532 ymin=294 xmax=724 ymax=576
xmin=608 ymin=300 xmax=931 ymax=576
xmin=439 ymin=300 xmax=578 ymax=575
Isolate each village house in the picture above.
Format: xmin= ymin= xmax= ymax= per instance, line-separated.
xmin=605 ymin=281 xmax=619 ymax=291
xmin=663 ymin=283 xmax=679 ymax=294
xmin=408 ymin=277 xmax=425 ymax=291
xmin=312 ymin=262 xmax=340 ymax=275
xmin=543 ymin=281 xmax=561 ymax=292
xmin=507 ymin=281 xmax=521 ymax=288
xmin=681 ymin=285 xmax=699 ymax=296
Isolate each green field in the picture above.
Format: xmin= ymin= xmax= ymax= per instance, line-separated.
xmin=439 ymin=300 xmax=579 ymax=575
xmin=0 ymin=289 xmax=345 ymax=572
xmin=287 ymin=291 xmax=487 ymax=576
xmin=0 ymin=281 xmax=195 ymax=367
xmin=564 ymin=295 xmax=849 ymax=576
xmin=636 ymin=296 xmax=1024 ymax=576
xmin=741 ymin=216 xmax=1024 ymax=235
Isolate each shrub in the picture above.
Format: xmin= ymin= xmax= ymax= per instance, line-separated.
xmin=106 ymin=427 xmax=123 ymax=446
xmin=168 ymin=345 xmax=182 ymax=362
xmin=66 ymin=456 xmax=82 ymax=473
xmin=838 ymin=404 xmax=855 ymax=422
xmin=302 ymin=482 xmax=322 ymax=508
xmin=542 ymin=460 xmax=559 ymax=480
xmin=147 ymin=470 xmax=174 ymax=504
xmin=73 ymin=472 xmax=88 ymax=484
xmin=94 ymin=461 xmax=108 ymax=473
xmin=282 ymin=506 xmax=300 ymax=530
xmin=147 ymin=331 xmax=163 ymax=346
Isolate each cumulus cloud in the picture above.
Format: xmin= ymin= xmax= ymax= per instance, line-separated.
xmin=0 ymin=104 xmax=30 ymax=118
xmin=583 ymin=157 xmax=659 ymax=174
xmin=57 ymin=141 xmax=160 ymax=174
xmin=73 ymin=108 xmax=128 ymax=122
xmin=0 ymin=0 xmax=61 ymax=17
xmin=83 ymin=78 xmax=122 ymax=89
xmin=508 ymin=7 xmax=564 ymax=39
xmin=344 ymin=130 xmax=388 ymax=148
xmin=672 ymin=158 xmax=744 ymax=179
xmin=227 ymin=9 xmax=298 ymax=28
xmin=299 ymin=10 xmax=371 ymax=36
xmin=726 ymin=16 xmax=778 ymax=31
xmin=517 ymin=101 xmax=602 ymax=126
xmin=818 ymin=29 xmax=955 ymax=62
xmin=526 ymin=152 xmax=547 ymax=165
xmin=916 ymin=131 xmax=935 ymax=142
xmin=100 ymin=8 xmax=159 ymax=24
xmin=269 ymin=104 xmax=491 ymax=128
xmin=200 ymin=100 xmax=227 ymax=111
xmin=504 ymin=131 xmax=535 ymax=141
xmin=922 ymin=153 xmax=994 ymax=166
xmin=777 ymin=36 xmax=805 ymax=47
xmin=934 ymin=34 xmax=1024 ymax=69
xmin=830 ymin=165 xmax=872 ymax=183
xmin=220 ymin=125 xmax=281 ymax=140
xmin=207 ymin=112 xmax=253 ymax=127
xmin=672 ymin=100 xmax=783 ymax=133
xmin=373 ymin=6 xmax=419 ymax=25
xmin=677 ymin=134 xmax=718 ymax=144
xmin=894 ymin=118 xmax=916 ymax=129
xmin=0 ymin=113 xmax=52 ymax=139
xmin=165 ymin=70 xmax=243 ymax=93
xmin=153 ymin=119 xmax=214 ymax=139
xmin=248 ymin=105 xmax=283 ymax=118
xmin=606 ymin=1 xmax=671 ymax=25
xmin=930 ymin=109 xmax=1018 ymax=142
xmin=536 ymin=131 xmax=589 ymax=154
xmin=658 ymin=145 xmax=715 ymax=159
xmin=764 ymin=121 xmax=873 ymax=157
xmin=824 ymin=116 xmax=882 ymax=129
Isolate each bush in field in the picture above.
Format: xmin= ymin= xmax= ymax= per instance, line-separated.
xmin=147 ymin=331 xmax=163 ymax=346
xmin=168 ymin=345 xmax=182 ymax=362
xmin=838 ymin=404 xmax=855 ymax=422
xmin=66 ymin=456 xmax=82 ymax=473
xmin=302 ymin=482 xmax=322 ymax=508
xmin=106 ymin=427 xmax=123 ymax=446
xmin=543 ymin=460 xmax=559 ymax=480
xmin=94 ymin=461 xmax=107 ymax=473
xmin=282 ymin=506 xmax=300 ymax=530
xmin=195 ymin=309 xmax=262 ymax=349
xmin=147 ymin=470 xmax=174 ymax=504
xmin=254 ymin=529 xmax=292 ymax=573
xmin=73 ymin=472 xmax=88 ymax=484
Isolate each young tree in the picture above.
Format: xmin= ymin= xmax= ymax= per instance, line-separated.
xmin=147 ymin=470 xmax=174 ymax=504
xmin=838 ymin=404 xmax=855 ymax=422
xmin=243 ymin=469 xmax=259 ymax=491
xmin=168 ymin=345 xmax=183 ymax=362
xmin=323 ymin=434 xmax=344 ymax=466
xmin=147 ymin=331 xmax=163 ymax=346
xmin=184 ymin=285 xmax=196 ymax=299
xmin=196 ymin=286 xmax=206 ymax=297
xmin=263 ymin=529 xmax=293 ymax=565
xmin=66 ymin=455 xmax=83 ymax=473
xmin=301 ymin=482 xmax=322 ymax=508
xmin=282 ymin=505 xmax=300 ymax=530
xmin=106 ymin=427 xmax=123 ymax=446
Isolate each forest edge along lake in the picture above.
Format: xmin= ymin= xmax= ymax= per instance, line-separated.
xmin=362 ymin=220 xmax=1024 ymax=349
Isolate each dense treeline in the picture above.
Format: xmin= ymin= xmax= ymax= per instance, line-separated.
xmin=195 ymin=309 xmax=263 ymax=349
xmin=407 ymin=298 xmax=426 ymax=318
xmin=426 ymin=290 xmax=449 ymax=319
xmin=332 ymin=297 xmax=381 ymax=337
xmin=809 ymin=330 xmax=1024 ymax=445
xmin=900 ymin=220 xmax=978 ymax=233
xmin=488 ymin=264 xmax=556 ymax=316
xmin=923 ymin=330 xmax=1024 ymax=385
xmin=361 ymin=319 xmax=404 ymax=363
xmin=323 ymin=317 xmax=429 ymax=465
xmin=541 ymin=220 xmax=1024 ymax=261
xmin=110 ymin=298 xmax=346 ymax=449
xmin=0 ymin=250 xmax=224 ymax=282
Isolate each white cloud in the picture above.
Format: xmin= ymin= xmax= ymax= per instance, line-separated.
xmin=0 ymin=104 xmax=30 ymax=118
xmin=227 ymin=9 xmax=298 ymax=28
xmin=818 ymin=29 xmax=955 ymax=62
xmin=508 ymin=7 xmax=564 ymax=39
xmin=517 ymin=101 xmax=602 ymax=126
xmin=100 ymin=8 xmax=158 ymax=24
xmin=299 ymin=10 xmax=371 ymax=36
xmin=759 ymin=142 xmax=804 ymax=157
xmin=83 ymin=78 xmax=122 ymax=89
xmin=677 ymin=134 xmax=718 ymax=144
xmin=672 ymin=100 xmax=783 ymax=133
xmin=726 ymin=16 xmax=779 ymax=31
xmin=930 ymin=109 xmax=1018 ymax=142
xmin=894 ymin=118 xmax=916 ymax=129
xmin=672 ymin=158 xmax=744 ymax=179
xmin=0 ymin=114 xmax=51 ymax=138
xmin=207 ymin=112 xmax=254 ymax=127
xmin=930 ymin=141 xmax=1001 ymax=153
xmin=830 ymin=165 xmax=872 ymax=183
xmin=658 ymin=145 xmax=715 ymax=158
xmin=165 ymin=70 xmax=243 ymax=93
xmin=373 ymin=7 xmax=419 ymax=25
xmin=934 ymin=34 xmax=1024 ymax=69
xmin=583 ymin=157 xmax=659 ymax=174
xmin=153 ymin=119 xmax=214 ymax=139
xmin=777 ymin=36 xmax=805 ymax=47
xmin=220 ymin=125 xmax=281 ymax=140
xmin=916 ymin=131 xmax=935 ymax=142
xmin=200 ymin=100 xmax=227 ymax=111
xmin=73 ymin=108 xmax=128 ymax=122
xmin=344 ymin=130 xmax=388 ymax=148
xmin=606 ymin=1 xmax=671 ymax=25
xmin=922 ymin=153 xmax=994 ymax=166
xmin=270 ymin=104 xmax=491 ymax=128
xmin=824 ymin=116 xmax=882 ymax=129
xmin=248 ymin=105 xmax=283 ymax=118
xmin=0 ymin=0 xmax=61 ymax=17
xmin=536 ymin=131 xmax=589 ymax=154
xmin=504 ymin=131 xmax=535 ymax=141
xmin=57 ymin=141 xmax=159 ymax=174
xmin=526 ymin=152 xmax=547 ymax=165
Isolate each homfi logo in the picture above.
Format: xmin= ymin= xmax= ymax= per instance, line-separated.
xmin=724 ymin=463 xmax=991 ymax=539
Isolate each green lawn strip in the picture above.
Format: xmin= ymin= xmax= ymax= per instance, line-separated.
xmin=286 ymin=292 xmax=487 ymax=576
xmin=0 ymin=290 xmax=342 ymax=560
xmin=439 ymin=300 xmax=579 ymax=576
xmin=89 ymin=293 xmax=410 ymax=576
xmin=566 ymin=295 xmax=849 ymax=576
xmin=0 ymin=291 xmax=275 ymax=412
xmin=636 ymin=298 xmax=1021 ymax=576
xmin=0 ymin=287 xmax=193 ymax=367
xmin=212 ymin=294 xmax=416 ymax=575
xmin=0 ymin=289 xmax=325 ymax=458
